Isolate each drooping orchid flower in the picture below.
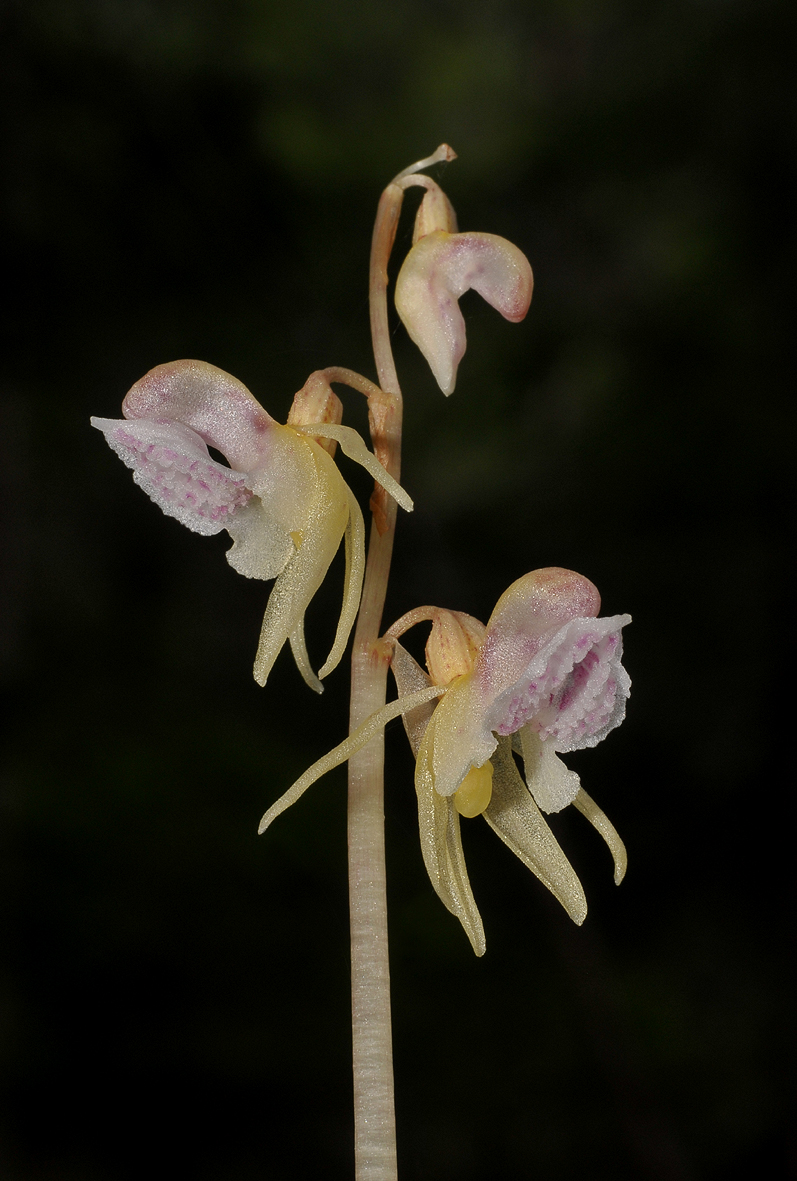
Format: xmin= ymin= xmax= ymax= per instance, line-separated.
xmin=394 ymin=181 xmax=533 ymax=395
xmin=258 ymin=567 xmax=630 ymax=955
xmin=92 ymin=360 xmax=412 ymax=689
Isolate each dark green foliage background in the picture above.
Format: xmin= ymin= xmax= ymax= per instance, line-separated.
xmin=1 ymin=0 xmax=792 ymax=1177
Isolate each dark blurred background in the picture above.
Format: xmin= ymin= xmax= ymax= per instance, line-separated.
xmin=1 ymin=0 xmax=792 ymax=1177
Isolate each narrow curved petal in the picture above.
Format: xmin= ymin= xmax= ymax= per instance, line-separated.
xmin=389 ymin=639 xmax=437 ymax=753
xmin=258 ymin=684 xmax=444 ymax=834
xmin=293 ymin=422 xmax=414 ymax=512
xmin=289 ymin=617 xmax=325 ymax=695
xmin=572 ymin=788 xmax=627 ymax=885
xmin=483 ymin=737 xmax=587 ymax=924
xmin=91 ymin=417 xmax=251 ymax=534
xmin=316 ymin=481 xmax=366 ymax=680
xmin=395 ymin=230 xmax=533 ymax=395
xmin=415 ymin=709 xmax=486 ymax=956
xmin=122 ymin=359 xmax=278 ymax=472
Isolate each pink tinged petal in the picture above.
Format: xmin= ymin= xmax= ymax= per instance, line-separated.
xmin=91 ymin=417 xmax=252 ymax=535
xmin=121 ymin=359 xmax=278 ymax=473
xmin=477 ymin=568 xmax=602 ymax=703
xmin=395 ymin=230 xmax=533 ymax=395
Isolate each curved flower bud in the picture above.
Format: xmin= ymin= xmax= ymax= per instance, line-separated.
xmin=394 ymin=228 xmax=533 ymax=395
xmin=92 ymin=359 xmax=411 ymax=689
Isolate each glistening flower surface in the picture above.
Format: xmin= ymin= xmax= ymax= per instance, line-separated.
xmin=92 ymin=359 xmax=411 ymax=689
xmin=259 ymin=567 xmax=630 ymax=955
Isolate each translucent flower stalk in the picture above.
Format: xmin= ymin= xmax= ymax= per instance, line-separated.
xmin=93 ymin=142 xmax=620 ymax=1181
xmin=339 ymin=144 xmax=533 ymax=1179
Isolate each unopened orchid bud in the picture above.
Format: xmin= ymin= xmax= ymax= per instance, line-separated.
xmin=395 ymin=229 xmax=533 ymax=395
xmin=424 ymin=609 xmax=486 ymax=686
xmin=287 ymin=372 xmax=344 ymax=456
xmin=412 ymin=183 xmax=458 ymax=243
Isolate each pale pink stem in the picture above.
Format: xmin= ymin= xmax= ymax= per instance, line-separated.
xmin=347 ymin=179 xmax=405 ymax=1181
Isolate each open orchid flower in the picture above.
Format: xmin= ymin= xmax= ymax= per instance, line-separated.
xmin=394 ymin=182 xmax=533 ymax=395
xmin=258 ymin=567 xmax=630 ymax=955
xmin=92 ymin=360 xmax=412 ymax=690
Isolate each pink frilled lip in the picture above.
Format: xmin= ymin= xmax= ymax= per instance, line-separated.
xmin=90 ymin=416 xmax=255 ymax=535
xmin=428 ymin=569 xmax=631 ymax=798
xmin=476 ymin=569 xmax=630 ymax=754
xmin=485 ymin=613 xmax=632 ymax=753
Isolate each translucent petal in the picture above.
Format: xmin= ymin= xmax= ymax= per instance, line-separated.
xmin=317 ymin=481 xmax=366 ymax=681
xmin=415 ymin=709 xmax=486 ymax=955
xmin=519 ymin=726 xmax=581 ymax=814
xmin=572 ymin=788 xmax=627 ymax=885
xmin=427 ymin=674 xmax=498 ymax=798
xmin=389 ymin=640 xmax=436 ymax=755
xmin=293 ymin=422 xmax=413 ymax=513
xmin=289 ymin=617 xmax=324 ymax=695
xmin=483 ymin=737 xmax=587 ymax=924
xmin=252 ymin=445 xmax=348 ymax=687
xmin=224 ymin=498 xmax=294 ymax=581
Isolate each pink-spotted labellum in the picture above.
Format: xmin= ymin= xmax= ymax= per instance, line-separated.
xmin=394 ymin=184 xmax=533 ymax=395
xmin=92 ymin=360 xmax=412 ymax=690
xmin=257 ymin=567 xmax=630 ymax=956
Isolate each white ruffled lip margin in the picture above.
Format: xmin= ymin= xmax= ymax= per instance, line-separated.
xmin=486 ymin=613 xmax=632 ymax=754
xmin=90 ymin=416 xmax=253 ymax=535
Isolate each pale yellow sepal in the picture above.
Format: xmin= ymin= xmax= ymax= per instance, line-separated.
xmin=484 ymin=738 xmax=587 ymax=925
xmin=572 ymin=788 xmax=627 ymax=885
xmin=293 ymin=422 xmax=413 ymax=513
xmin=415 ymin=708 xmax=486 ymax=956
xmin=251 ymin=440 xmax=351 ymax=687
xmin=258 ymin=684 xmax=445 ymax=834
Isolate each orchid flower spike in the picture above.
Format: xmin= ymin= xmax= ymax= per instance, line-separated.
xmin=258 ymin=567 xmax=630 ymax=956
xmin=394 ymin=181 xmax=533 ymax=395
xmin=92 ymin=360 xmax=412 ymax=690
